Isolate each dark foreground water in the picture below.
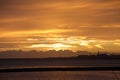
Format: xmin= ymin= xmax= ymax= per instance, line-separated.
xmin=0 ymin=58 xmax=120 ymax=69
xmin=0 ymin=71 xmax=120 ymax=80
xmin=0 ymin=58 xmax=120 ymax=80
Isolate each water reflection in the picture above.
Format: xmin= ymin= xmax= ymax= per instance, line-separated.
xmin=0 ymin=71 xmax=120 ymax=80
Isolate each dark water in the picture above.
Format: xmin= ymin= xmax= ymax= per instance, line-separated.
xmin=0 ymin=71 xmax=120 ymax=80
xmin=0 ymin=59 xmax=120 ymax=69
xmin=0 ymin=59 xmax=120 ymax=80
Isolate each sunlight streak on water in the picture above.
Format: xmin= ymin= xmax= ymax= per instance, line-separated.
xmin=0 ymin=71 xmax=120 ymax=80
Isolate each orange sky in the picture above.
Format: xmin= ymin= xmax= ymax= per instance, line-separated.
xmin=0 ymin=0 xmax=120 ymax=52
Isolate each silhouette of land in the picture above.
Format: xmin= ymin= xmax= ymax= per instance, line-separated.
xmin=0 ymin=66 xmax=120 ymax=73
xmin=0 ymin=50 xmax=120 ymax=72
xmin=0 ymin=50 xmax=120 ymax=59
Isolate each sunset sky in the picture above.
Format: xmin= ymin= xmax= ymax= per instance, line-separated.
xmin=0 ymin=0 xmax=120 ymax=52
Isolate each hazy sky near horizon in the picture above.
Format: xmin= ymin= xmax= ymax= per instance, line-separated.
xmin=0 ymin=0 xmax=120 ymax=52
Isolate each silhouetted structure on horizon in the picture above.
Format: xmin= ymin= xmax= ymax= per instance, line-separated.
xmin=0 ymin=50 xmax=120 ymax=59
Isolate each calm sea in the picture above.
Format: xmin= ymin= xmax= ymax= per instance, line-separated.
xmin=0 ymin=71 xmax=120 ymax=80
xmin=0 ymin=59 xmax=120 ymax=80
xmin=0 ymin=59 xmax=120 ymax=69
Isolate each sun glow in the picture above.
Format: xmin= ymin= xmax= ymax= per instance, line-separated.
xmin=28 ymin=43 xmax=75 ymax=50
xmin=95 ymin=44 xmax=104 ymax=49
xmin=23 ymin=36 xmax=120 ymax=52
xmin=52 ymin=43 xmax=74 ymax=50
xmin=79 ymin=40 xmax=93 ymax=49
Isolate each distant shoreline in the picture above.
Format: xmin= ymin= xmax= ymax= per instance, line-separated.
xmin=0 ymin=54 xmax=120 ymax=60
xmin=0 ymin=66 xmax=120 ymax=73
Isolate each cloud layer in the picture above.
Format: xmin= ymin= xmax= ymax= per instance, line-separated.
xmin=0 ymin=0 xmax=120 ymax=52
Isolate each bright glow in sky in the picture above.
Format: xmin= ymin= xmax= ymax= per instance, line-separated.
xmin=0 ymin=0 xmax=120 ymax=52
